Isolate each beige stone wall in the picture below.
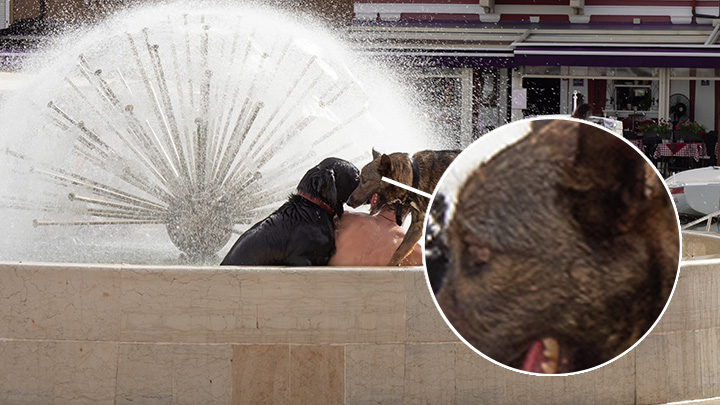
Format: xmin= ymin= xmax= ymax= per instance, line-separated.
xmin=0 ymin=261 xmax=718 ymax=404
xmin=683 ymin=231 xmax=720 ymax=259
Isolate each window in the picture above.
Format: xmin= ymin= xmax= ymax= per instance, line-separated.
xmin=614 ymin=81 xmax=653 ymax=111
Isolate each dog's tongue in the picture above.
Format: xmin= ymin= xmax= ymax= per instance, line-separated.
xmin=370 ymin=193 xmax=378 ymax=210
xmin=521 ymin=338 xmax=560 ymax=374
xmin=521 ymin=341 xmax=545 ymax=373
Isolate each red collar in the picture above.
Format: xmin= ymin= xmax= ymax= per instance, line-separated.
xmin=297 ymin=190 xmax=335 ymax=217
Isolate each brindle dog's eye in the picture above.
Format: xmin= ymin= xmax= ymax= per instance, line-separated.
xmin=462 ymin=234 xmax=491 ymax=276
xmin=463 ymin=251 xmax=488 ymax=276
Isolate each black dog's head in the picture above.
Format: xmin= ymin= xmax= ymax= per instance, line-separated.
xmin=297 ymin=157 xmax=359 ymax=218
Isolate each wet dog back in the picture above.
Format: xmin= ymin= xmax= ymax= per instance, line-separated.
xmin=221 ymin=158 xmax=359 ymax=266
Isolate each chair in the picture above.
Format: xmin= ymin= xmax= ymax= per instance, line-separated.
xmin=642 ymin=131 xmax=668 ymax=165
xmin=665 ymin=155 xmax=692 ymax=175
xmin=703 ymin=131 xmax=718 ymax=166
xmin=673 ymin=130 xmax=702 ymax=143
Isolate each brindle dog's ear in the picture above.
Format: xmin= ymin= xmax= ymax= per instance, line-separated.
xmin=565 ymin=122 xmax=648 ymax=239
xmin=314 ymin=168 xmax=341 ymax=217
xmin=378 ymin=154 xmax=392 ymax=177
xmin=372 ymin=148 xmax=382 ymax=160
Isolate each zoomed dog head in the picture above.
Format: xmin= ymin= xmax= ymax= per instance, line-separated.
xmin=298 ymin=157 xmax=359 ymax=218
xmin=347 ymin=149 xmax=407 ymax=215
xmin=435 ymin=119 xmax=679 ymax=374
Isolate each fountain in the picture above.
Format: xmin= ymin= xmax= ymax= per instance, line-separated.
xmin=0 ymin=3 xmax=438 ymax=264
xmin=1 ymin=6 xmax=719 ymax=404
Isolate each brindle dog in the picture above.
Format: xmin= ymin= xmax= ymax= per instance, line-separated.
xmin=434 ymin=119 xmax=679 ymax=373
xmin=347 ymin=149 xmax=459 ymax=266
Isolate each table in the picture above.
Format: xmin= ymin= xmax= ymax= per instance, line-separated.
xmin=627 ymin=139 xmax=645 ymax=153
xmin=653 ymin=142 xmax=706 ymax=162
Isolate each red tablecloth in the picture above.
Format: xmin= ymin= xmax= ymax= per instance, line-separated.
xmin=653 ymin=142 xmax=706 ymax=162
xmin=627 ymin=139 xmax=645 ymax=152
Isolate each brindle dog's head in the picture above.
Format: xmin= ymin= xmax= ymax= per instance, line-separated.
xmin=347 ymin=149 xmax=411 ymax=215
xmin=436 ymin=119 xmax=679 ymax=374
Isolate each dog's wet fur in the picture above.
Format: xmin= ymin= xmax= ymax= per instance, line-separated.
xmin=348 ymin=149 xmax=459 ymax=265
xmin=433 ymin=119 xmax=679 ymax=373
xmin=221 ymin=157 xmax=359 ymax=266
xmin=425 ymin=192 xmax=450 ymax=294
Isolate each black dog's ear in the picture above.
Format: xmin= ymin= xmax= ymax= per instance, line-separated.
xmin=313 ymin=168 xmax=341 ymax=218
xmin=378 ymin=154 xmax=392 ymax=177
xmin=372 ymin=148 xmax=383 ymax=160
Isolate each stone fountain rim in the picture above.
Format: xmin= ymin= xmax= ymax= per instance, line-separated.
xmin=0 ymin=260 xmax=419 ymax=272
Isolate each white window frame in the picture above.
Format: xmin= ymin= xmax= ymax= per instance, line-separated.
xmin=1 ymin=0 xmax=9 ymax=29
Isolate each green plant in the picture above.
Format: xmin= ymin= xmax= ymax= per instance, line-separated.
xmin=675 ymin=121 xmax=706 ymax=136
xmin=638 ymin=119 xmax=671 ymax=134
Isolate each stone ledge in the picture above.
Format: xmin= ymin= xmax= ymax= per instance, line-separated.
xmin=0 ymin=261 xmax=718 ymax=404
xmin=0 ymin=262 xmax=418 ymax=344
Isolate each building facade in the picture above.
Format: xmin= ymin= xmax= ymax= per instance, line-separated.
xmin=349 ymin=0 xmax=720 ymax=145
xmin=2 ymin=0 xmax=720 ymax=146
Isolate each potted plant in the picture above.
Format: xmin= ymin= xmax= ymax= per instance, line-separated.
xmin=638 ymin=119 xmax=672 ymax=142
xmin=637 ymin=119 xmax=672 ymax=135
xmin=675 ymin=121 xmax=706 ymax=136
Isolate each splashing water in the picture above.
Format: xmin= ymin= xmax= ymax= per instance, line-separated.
xmin=0 ymin=3 xmax=438 ymax=264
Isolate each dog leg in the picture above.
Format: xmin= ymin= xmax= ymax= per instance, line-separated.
xmin=388 ymin=214 xmax=423 ymax=266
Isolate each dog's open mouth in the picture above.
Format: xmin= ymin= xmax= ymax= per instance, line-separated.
xmin=370 ymin=193 xmax=378 ymax=211
xmin=520 ymin=337 xmax=570 ymax=374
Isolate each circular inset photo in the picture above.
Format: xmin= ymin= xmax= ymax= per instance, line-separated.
xmin=424 ymin=117 xmax=681 ymax=375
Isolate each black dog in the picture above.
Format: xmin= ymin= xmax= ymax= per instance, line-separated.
xmin=220 ymin=158 xmax=359 ymax=266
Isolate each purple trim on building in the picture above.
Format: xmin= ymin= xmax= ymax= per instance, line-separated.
xmin=418 ymin=55 xmax=516 ymax=68
xmin=513 ymin=47 xmax=720 ymax=68
xmin=515 ymin=46 xmax=720 ymax=53
xmin=370 ymin=45 xmax=720 ymax=68
xmin=515 ymin=53 xmax=720 ymax=68
xmin=367 ymin=50 xmax=515 ymax=68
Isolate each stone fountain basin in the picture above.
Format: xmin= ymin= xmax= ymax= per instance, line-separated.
xmin=0 ymin=259 xmax=719 ymax=403
xmin=683 ymin=230 xmax=720 ymax=259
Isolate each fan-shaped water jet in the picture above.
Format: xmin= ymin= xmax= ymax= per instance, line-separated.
xmin=0 ymin=3 xmax=438 ymax=264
